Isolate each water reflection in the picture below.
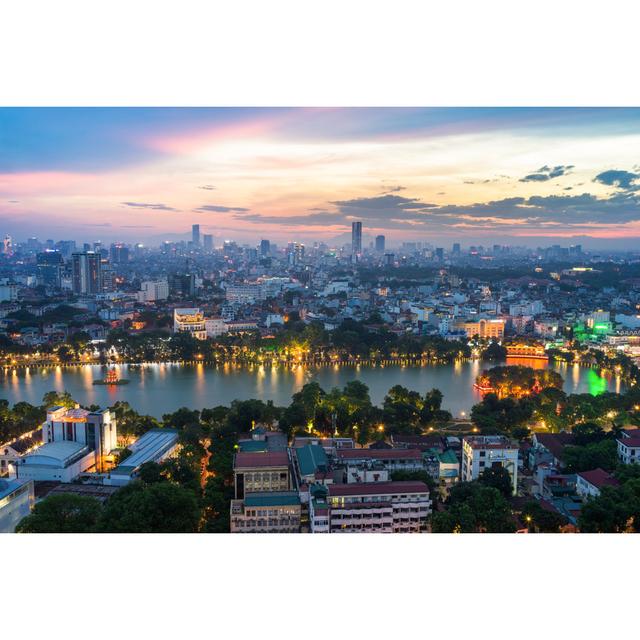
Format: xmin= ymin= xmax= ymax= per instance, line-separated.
xmin=0 ymin=360 xmax=621 ymax=419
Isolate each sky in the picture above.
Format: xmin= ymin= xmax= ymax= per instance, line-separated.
xmin=1 ymin=107 xmax=640 ymax=248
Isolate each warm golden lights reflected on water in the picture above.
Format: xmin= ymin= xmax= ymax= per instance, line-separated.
xmin=0 ymin=360 xmax=621 ymax=418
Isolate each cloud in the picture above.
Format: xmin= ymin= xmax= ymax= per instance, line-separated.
xmin=121 ymin=201 xmax=177 ymax=211
xmin=380 ymin=184 xmax=406 ymax=194
xmin=195 ymin=204 xmax=250 ymax=213
xmin=199 ymin=184 xmax=216 ymax=190
xmin=520 ymin=164 xmax=574 ymax=182
xmin=238 ymin=189 xmax=640 ymax=231
xmin=594 ymin=169 xmax=640 ymax=190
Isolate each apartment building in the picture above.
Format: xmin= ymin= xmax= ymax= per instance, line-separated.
xmin=308 ymin=481 xmax=431 ymax=533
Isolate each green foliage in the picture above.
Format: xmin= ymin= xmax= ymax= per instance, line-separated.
xmin=563 ymin=439 xmax=618 ymax=473
xmin=478 ymin=465 xmax=513 ymax=498
xmin=16 ymin=494 xmax=103 ymax=533
xmin=99 ymin=481 xmax=201 ymax=533
xmin=471 ymin=393 xmax=533 ymax=435
xmin=578 ymin=479 xmax=640 ymax=533
xmin=431 ymin=482 xmax=515 ymax=533
xmin=520 ymin=500 xmax=565 ymax=533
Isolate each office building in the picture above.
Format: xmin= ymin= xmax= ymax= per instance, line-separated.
xmin=192 ymin=224 xmax=200 ymax=245
xmin=309 ymin=481 xmax=431 ymax=533
xmin=0 ymin=478 xmax=34 ymax=533
xmin=137 ymin=279 xmax=169 ymax=303
xmin=457 ymin=318 xmax=506 ymax=339
xmin=203 ymin=234 xmax=213 ymax=252
xmin=260 ymin=239 xmax=271 ymax=256
xmin=109 ymin=242 xmax=129 ymax=264
xmin=173 ymin=308 xmax=207 ymax=340
xmin=351 ymin=221 xmax=362 ymax=258
xmin=461 ymin=435 xmax=519 ymax=495
xmin=36 ymin=250 xmax=63 ymax=288
xmin=452 ymin=242 xmax=461 ymax=254
xmin=375 ymin=234 xmax=385 ymax=252
xmin=169 ymin=272 xmax=196 ymax=297
xmin=71 ymin=251 xmax=102 ymax=295
xmin=230 ymin=491 xmax=301 ymax=533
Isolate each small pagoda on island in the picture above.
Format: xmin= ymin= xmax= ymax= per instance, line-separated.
xmin=93 ymin=367 xmax=130 ymax=386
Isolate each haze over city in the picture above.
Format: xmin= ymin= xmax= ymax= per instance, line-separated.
xmin=2 ymin=107 xmax=640 ymax=248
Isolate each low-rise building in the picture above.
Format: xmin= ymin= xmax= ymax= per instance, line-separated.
xmin=10 ymin=441 xmax=95 ymax=482
xmin=0 ymin=478 xmax=34 ymax=532
xmin=173 ymin=307 xmax=207 ymax=340
xmin=576 ymin=468 xmax=619 ymax=499
xmin=106 ymin=429 xmax=179 ymax=486
xmin=617 ymin=428 xmax=640 ymax=465
xmin=335 ymin=448 xmax=425 ymax=473
xmin=230 ymin=491 xmax=301 ymax=533
xmin=462 ymin=435 xmax=519 ymax=495
xmin=309 ymin=481 xmax=432 ymax=533
xmin=233 ymin=451 xmax=290 ymax=499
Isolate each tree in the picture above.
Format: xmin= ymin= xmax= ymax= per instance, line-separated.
xmin=16 ymin=494 xmax=103 ymax=533
xmin=42 ymin=390 xmax=76 ymax=408
xmin=99 ymin=481 xmax=201 ymax=533
xmin=563 ymin=440 xmax=618 ymax=473
xmin=521 ymin=500 xmax=564 ymax=533
xmin=478 ymin=466 xmax=513 ymax=498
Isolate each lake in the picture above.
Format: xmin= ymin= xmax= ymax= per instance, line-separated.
xmin=0 ymin=358 xmax=622 ymax=418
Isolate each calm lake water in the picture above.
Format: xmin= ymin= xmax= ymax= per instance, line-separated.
xmin=0 ymin=359 xmax=622 ymax=419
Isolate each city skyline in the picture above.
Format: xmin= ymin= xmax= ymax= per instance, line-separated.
xmin=1 ymin=107 xmax=640 ymax=247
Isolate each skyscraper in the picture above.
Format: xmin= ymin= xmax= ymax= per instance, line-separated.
xmin=36 ymin=250 xmax=63 ymax=288
xmin=375 ymin=235 xmax=385 ymax=252
xmin=192 ymin=224 xmax=201 ymax=245
xmin=71 ymin=252 xmax=102 ymax=295
xmin=109 ymin=242 xmax=129 ymax=264
xmin=351 ymin=221 xmax=362 ymax=258
xmin=203 ymin=234 xmax=213 ymax=252
xmin=452 ymin=242 xmax=461 ymax=255
xmin=260 ymin=239 xmax=271 ymax=256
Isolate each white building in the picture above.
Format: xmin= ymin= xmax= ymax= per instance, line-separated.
xmin=10 ymin=441 xmax=95 ymax=482
xmin=309 ymin=481 xmax=432 ymax=533
xmin=205 ymin=317 xmax=228 ymax=338
xmin=225 ymin=283 xmax=263 ymax=303
xmin=43 ymin=406 xmax=117 ymax=471
xmin=617 ymin=428 xmax=640 ymax=465
xmin=173 ymin=308 xmax=207 ymax=340
xmin=137 ymin=279 xmax=169 ymax=303
xmin=0 ymin=283 xmax=18 ymax=302
xmin=576 ymin=469 xmax=619 ymax=499
xmin=461 ymin=435 xmax=519 ymax=495
xmin=0 ymin=478 xmax=34 ymax=532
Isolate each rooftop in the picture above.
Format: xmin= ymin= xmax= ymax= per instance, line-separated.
xmin=21 ymin=440 xmax=88 ymax=465
xmin=0 ymin=477 xmax=32 ymax=500
xmin=328 ymin=480 xmax=429 ymax=497
xmin=296 ymin=444 xmax=328 ymax=476
xmin=235 ymin=451 xmax=289 ymax=469
xmin=337 ymin=448 xmax=423 ymax=461
xmin=577 ymin=468 xmax=620 ymax=489
xmin=110 ymin=429 xmax=178 ymax=476
xmin=243 ymin=491 xmax=300 ymax=508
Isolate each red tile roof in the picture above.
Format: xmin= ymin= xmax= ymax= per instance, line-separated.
xmin=234 ymin=451 xmax=289 ymax=469
xmin=577 ymin=468 xmax=620 ymax=489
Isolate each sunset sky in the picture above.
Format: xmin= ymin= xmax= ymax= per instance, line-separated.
xmin=1 ymin=107 xmax=640 ymax=247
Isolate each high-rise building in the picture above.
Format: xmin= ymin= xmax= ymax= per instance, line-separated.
xmin=351 ymin=221 xmax=362 ymax=257
xmin=71 ymin=252 xmax=102 ymax=295
xmin=36 ymin=250 xmax=63 ymax=288
xmin=452 ymin=242 xmax=461 ymax=255
xmin=109 ymin=242 xmax=129 ymax=264
xmin=375 ymin=235 xmax=385 ymax=252
xmin=260 ymin=239 xmax=271 ymax=256
xmin=192 ymin=224 xmax=201 ymax=245
xmin=435 ymin=247 xmax=444 ymax=261
xmin=203 ymin=234 xmax=213 ymax=252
